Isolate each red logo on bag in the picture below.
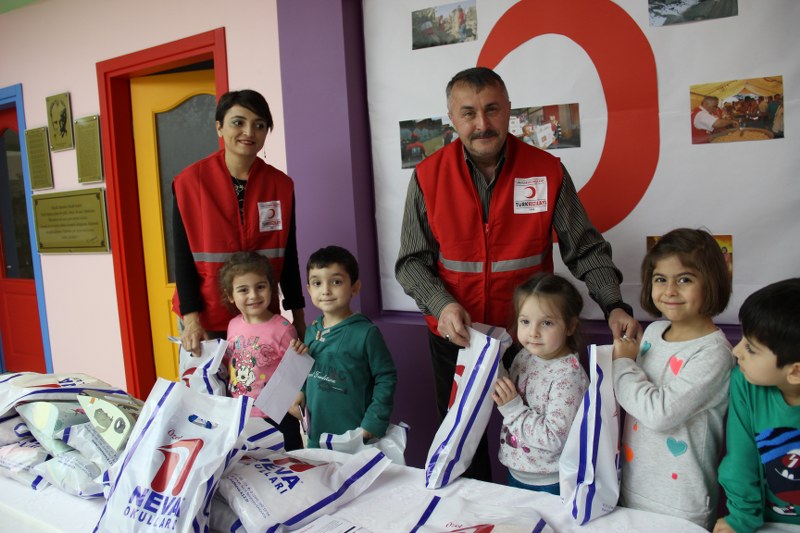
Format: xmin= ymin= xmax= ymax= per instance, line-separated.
xmin=151 ymin=438 xmax=204 ymax=495
xmin=180 ymin=367 xmax=197 ymax=386
xmin=272 ymin=456 xmax=316 ymax=473
xmin=448 ymin=365 xmax=466 ymax=409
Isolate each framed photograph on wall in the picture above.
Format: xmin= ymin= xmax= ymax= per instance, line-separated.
xmin=46 ymin=92 xmax=74 ymax=151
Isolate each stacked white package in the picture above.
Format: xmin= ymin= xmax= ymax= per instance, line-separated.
xmin=0 ymin=437 xmax=50 ymax=490
xmin=0 ymin=412 xmax=31 ymax=446
xmin=32 ymin=449 xmax=104 ymax=498
xmin=217 ymin=448 xmax=390 ymax=532
xmin=0 ymin=373 xmax=126 ymax=418
xmin=16 ymin=400 xmax=88 ymax=456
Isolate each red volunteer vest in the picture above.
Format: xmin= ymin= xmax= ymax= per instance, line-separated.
xmin=172 ymin=149 xmax=294 ymax=331
xmin=416 ymin=136 xmax=562 ymax=333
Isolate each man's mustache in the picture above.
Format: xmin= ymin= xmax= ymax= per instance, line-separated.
xmin=470 ymin=130 xmax=498 ymax=140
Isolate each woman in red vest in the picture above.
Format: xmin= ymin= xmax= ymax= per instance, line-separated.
xmin=172 ymin=90 xmax=305 ymax=354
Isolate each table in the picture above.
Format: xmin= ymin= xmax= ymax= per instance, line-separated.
xmin=0 ymin=449 xmax=795 ymax=532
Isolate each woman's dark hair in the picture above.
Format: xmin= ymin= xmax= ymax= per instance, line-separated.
xmin=219 ymin=251 xmax=274 ymax=312
xmin=215 ymin=90 xmax=273 ymax=132
xmin=640 ymin=228 xmax=731 ymax=318
xmin=511 ymin=272 xmax=584 ymax=352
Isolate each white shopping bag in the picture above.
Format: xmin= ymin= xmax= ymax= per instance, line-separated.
xmin=319 ymin=422 xmax=409 ymax=465
xmin=409 ymin=494 xmax=554 ymax=532
xmin=178 ymin=338 xmax=228 ymax=395
xmin=95 ymin=378 xmax=251 ymax=533
xmin=424 ymin=324 xmax=511 ymax=489
xmin=224 ymin=416 xmax=286 ymax=473
xmin=559 ymin=344 xmax=621 ymax=524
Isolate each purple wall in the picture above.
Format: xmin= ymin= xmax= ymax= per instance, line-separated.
xmin=276 ymin=0 xmax=443 ymax=468
xmin=276 ymin=0 xmax=744 ymax=477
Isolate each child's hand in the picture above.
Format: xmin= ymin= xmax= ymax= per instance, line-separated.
xmin=288 ymin=391 xmax=305 ymax=420
xmin=613 ymin=336 xmax=639 ymax=361
xmin=713 ymin=518 xmax=735 ymax=533
xmin=361 ymin=429 xmax=374 ymax=442
xmin=492 ymin=376 xmax=518 ymax=407
xmin=290 ymin=339 xmax=309 ymax=354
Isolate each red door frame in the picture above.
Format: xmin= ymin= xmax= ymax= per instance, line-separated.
xmin=96 ymin=28 xmax=228 ymax=399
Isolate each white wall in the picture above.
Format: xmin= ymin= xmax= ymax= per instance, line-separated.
xmin=0 ymin=0 xmax=286 ymax=388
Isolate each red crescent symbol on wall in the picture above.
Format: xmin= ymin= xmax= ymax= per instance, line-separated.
xmin=478 ymin=0 xmax=659 ymax=232
xmin=267 ymin=208 xmax=276 ymax=218
xmin=525 ymin=186 xmax=536 ymax=198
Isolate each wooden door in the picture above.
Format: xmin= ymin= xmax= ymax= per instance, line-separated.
xmin=0 ymin=106 xmax=45 ymax=372
xmin=130 ymin=70 xmax=218 ymax=380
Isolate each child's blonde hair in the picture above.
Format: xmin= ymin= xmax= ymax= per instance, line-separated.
xmin=511 ymin=272 xmax=583 ymax=352
xmin=640 ymin=228 xmax=731 ymax=318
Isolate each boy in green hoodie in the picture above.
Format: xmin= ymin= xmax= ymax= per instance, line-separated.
xmin=301 ymin=245 xmax=397 ymax=448
xmin=715 ymin=278 xmax=800 ymax=533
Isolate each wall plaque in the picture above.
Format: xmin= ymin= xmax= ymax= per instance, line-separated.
xmin=75 ymin=115 xmax=103 ymax=183
xmin=33 ymin=188 xmax=109 ymax=253
xmin=25 ymin=127 xmax=54 ymax=190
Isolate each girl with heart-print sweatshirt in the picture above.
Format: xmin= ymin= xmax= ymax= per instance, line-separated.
xmin=612 ymin=228 xmax=735 ymax=530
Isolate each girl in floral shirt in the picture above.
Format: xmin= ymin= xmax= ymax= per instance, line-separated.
xmin=492 ymin=273 xmax=589 ymax=494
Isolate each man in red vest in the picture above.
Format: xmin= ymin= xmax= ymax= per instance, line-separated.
xmin=396 ymin=67 xmax=640 ymax=482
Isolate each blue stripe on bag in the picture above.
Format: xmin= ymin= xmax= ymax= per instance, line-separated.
xmin=532 ymin=518 xmax=549 ymax=532
xmin=0 ymin=412 xmax=19 ymax=423
xmin=18 ymin=386 xmax=128 ymax=400
xmin=201 ymin=360 xmax=214 ymax=394
xmin=268 ymin=451 xmax=386 ymax=531
xmin=409 ymin=495 xmax=441 ymax=532
xmin=31 ymin=475 xmax=45 ymax=490
xmin=325 ymin=433 xmax=334 ymax=449
xmin=571 ymin=388 xmax=591 ymax=520
xmin=442 ymin=335 xmax=501 ymax=485
xmin=194 ymin=475 xmax=217 ymax=532
xmin=93 ymin=381 xmax=175 ymax=531
xmin=248 ymin=426 xmax=280 ymax=442
xmin=582 ymin=364 xmax=604 ymax=524
xmin=62 ymin=425 xmax=72 ymax=444
xmin=0 ymin=372 xmax=25 ymax=384
xmin=570 ymin=362 xmax=604 ymax=525
xmin=426 ymin=335 xmax=491 ymax=483
xmin=237 ymin=396 xmax=249 ymax=432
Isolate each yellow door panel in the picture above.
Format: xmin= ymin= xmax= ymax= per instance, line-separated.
xmin=130 ymin=70 xmax=216 ymax=381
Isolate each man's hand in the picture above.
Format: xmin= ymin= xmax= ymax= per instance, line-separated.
xmin=608 ymin=307 xmax=642 ymax=341
xmin=492 ymin=376 xmax=518 ymax=407
xmin=437 ymin=302 xmax=472 ymax=347
xmin=612 ymin=336 xmax=640 ymax=361
xmin=713 ymin=517 xmax=735 ymax=533
xmin=180 ymin=312 xmax=208 ymax=356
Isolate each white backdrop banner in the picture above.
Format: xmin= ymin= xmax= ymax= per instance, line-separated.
xmin=364 ymin=0 xmax=800 ymax=323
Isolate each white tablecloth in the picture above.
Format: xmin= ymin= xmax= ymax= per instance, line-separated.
xmin=0 ymin=449 xmax=795 ymax=532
